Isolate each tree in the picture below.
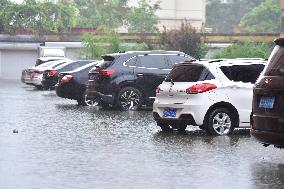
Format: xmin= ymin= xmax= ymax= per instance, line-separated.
xmin=206 ymin=0 xmax=265 ymax=33
xmin=238 ymin=0 xmax=281 ymax=33
xmin=0 ymin=0 xmax=11 ymax=32
xmin=74 ymin=0 xmax=128 ymax=29
xmin=160 ymin=21 xmax=206 ymax=59
xmin=126 ymin=0 xmax=160 ymax=33
xmin=0 ymin=0 xmax=78 ymax=34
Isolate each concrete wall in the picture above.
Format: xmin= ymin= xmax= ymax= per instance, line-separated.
xmin=0 ymin=42 xmax=82 ymax=80
xmin=0 ymin=49 xmax=37 ymax=79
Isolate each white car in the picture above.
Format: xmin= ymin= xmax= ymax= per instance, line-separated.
xmin=153 ymin=59 xmax=266 ymax=135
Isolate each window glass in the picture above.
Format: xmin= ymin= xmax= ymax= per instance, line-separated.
xmin=167 ymin=55 xmax=192 ymax=68
xmin=138 ymin=55 xmax=167 ymax=69
xmin=264 ymin=46 xmax=284 ymax=76
xmin=220 ymin=64 xmax=265 ymax=83
xmin=166 ymin=64 xmax=215 ymax=82
xmin=125 ymin=56 xmax=137 ymax=66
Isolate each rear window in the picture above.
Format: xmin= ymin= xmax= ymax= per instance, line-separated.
xmin=264 ymin=45 xmax=284 ymax=76
xmin=96 ymin=56 xmax=116 ymax=69
xmin=166 ymin=64 xmax=215 ymax=82
xmin=220 ymin=64 xmax=265 ymax=83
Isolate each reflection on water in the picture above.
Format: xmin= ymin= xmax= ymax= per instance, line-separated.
xmin=1 ymin=80 xmax=284 ymax=189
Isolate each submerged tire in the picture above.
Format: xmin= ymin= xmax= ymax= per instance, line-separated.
xmin=206 ymin=108 xmax=237 ymax=135
xmin=117 ymin=87 xmax=143 ymax=111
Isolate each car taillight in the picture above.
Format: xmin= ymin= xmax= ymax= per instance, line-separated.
xmin=47 ymin=70 xmax=57 ymax=77
xmin=98 ymin=69 xmax=115 ymax=76
xmin=34 ymin=70 xmax=43 ymax=74
xmin=61 ymin=75 xmax=73 ymax=84
xmin=186 ymin=83 xmax=217 ymax=94
xmin=156 ymin=85 xmax=162 ymax=94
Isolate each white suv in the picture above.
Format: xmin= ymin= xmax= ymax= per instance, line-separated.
xmin=153 ymin=59 xmax=266 ymax=135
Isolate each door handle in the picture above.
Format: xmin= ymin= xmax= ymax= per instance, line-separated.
xmin=137 ymin=73 xmax=143 ymax=77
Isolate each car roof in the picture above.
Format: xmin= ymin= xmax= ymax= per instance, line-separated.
xmin=179 ymin=58 xmax=267 ymax=67
xmin=104 ymin=50 xmax=195 ymax=59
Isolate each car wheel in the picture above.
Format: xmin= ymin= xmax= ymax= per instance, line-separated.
xmin=35 ymin=85 xmax=43 ymax=90
xmin=157 ymin=122 xmax=172 ymax=132
xmin=206 ymin=108 xmax=236 ymax=135
xmin=84 ymin=92 xmax=98 ymax=107
xmin=117 ymin=87 xmax=143 ymax=111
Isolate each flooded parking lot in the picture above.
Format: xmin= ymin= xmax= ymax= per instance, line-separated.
xmin=1 ymin=79 xmax=284 ymax=189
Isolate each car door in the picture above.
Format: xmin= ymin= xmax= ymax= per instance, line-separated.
xmin=134 ymin=54 xmax=169 ymax=102
xmin=220 ymin=64 xmax=265 ymax=125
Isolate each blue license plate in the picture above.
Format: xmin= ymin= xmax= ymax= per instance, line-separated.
xmin=259 ymin=97 xmax=275 ymax=109
xmin=163 ymin=108 xmax=176 ymax=118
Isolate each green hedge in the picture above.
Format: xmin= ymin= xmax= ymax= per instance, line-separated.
xmin=212 ymin=41 xmax=272 ymax=59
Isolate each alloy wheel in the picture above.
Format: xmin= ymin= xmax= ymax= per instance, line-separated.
xmin=119 ymin=90 xmax=141 ymax=110
xmin=212 ymin=112 xmax=232 ymax=135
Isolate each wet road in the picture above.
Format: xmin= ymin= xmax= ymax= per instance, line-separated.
xmin=1 ymin=79 xmax=284 ymax=189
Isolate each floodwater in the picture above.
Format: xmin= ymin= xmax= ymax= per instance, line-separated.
xmin=1 ymin=79 xmax=284 ymax=189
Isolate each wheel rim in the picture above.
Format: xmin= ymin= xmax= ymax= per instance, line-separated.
xmin=212 ymin=112 xmax=231 ymax=135
xmin=84 ymin=95 xmax=98 ymax=107
xmin=119 ymin=90 xmax=140 ymax=110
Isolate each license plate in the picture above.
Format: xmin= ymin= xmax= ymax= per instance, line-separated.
xmin=163 ymin=108 xmax=176 ymax=118
xmin=259 ymin=96 xmax=275 ymax=109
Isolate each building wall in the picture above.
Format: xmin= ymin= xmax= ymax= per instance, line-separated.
xmin=129 ymin=0 xmax=206 ymax=30
xmin=0 ymin=49 xmax=37 ymax=80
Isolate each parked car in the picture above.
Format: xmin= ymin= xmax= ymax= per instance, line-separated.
xmin=21 ymin=57 xmax=69 ymax=84
xmin=153 ymin=59 xmax=266 ymax=135
xmin=55 ymin=61 xmax=100 ymax=105
xmin=86 ymin=51 xmax=195 ymax=110
xmin=251 ymin=38 xmax=284 ymax=147
xmin=42 ymin=60 xmax=94 ymax=90
xmin=22 ymin=59 xmax=72 ymax=89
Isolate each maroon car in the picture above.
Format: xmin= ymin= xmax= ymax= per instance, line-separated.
xmin=251 ymin=38 xmax=284 ymax=148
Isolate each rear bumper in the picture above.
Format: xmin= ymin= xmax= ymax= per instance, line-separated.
xmin=56 ymin=83 xmax=83 ymax=100
xmin=153 ymin=102 xmax=207 ymax=126
xmin=86 ymin=89 xmax=114 ymax=104
xmin=153 ymin=112 xmax=197 ymax=126
xmin=42 ymin=79 xmax=57 ymax=89
xmin=251 ymin=129 xmax=284 ymax=147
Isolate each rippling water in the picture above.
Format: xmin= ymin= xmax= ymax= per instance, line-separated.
xmin=1 ymin=79 xmax=284 ymax=189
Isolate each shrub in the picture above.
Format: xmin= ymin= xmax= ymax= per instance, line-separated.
xmin=80 ymin=32 xmax=150 ymax=59
xmin=160 ymin=21 xmax=207 ymax=59
xmin=212 ymin=41 xmax=272 ymax=59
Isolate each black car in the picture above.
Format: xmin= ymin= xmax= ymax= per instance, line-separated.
xmin=86 ymin=51 xmax=195 ymax=111
xmin=42 ymin=60 xmax=94 ymax=90
xmin=55 ymin=61 xmax=99 ymax=105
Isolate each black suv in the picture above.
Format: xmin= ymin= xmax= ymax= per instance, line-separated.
xmin=86 ymin=51 xmax=195 ymax=110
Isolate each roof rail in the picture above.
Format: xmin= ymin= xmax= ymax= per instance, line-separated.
xmin=235 ymin=58 xmax=265 ymax=60
xmin=208 ymin=59 xmax=224 ymax=63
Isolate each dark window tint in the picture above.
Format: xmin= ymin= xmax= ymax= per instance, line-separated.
xmin=220 ymin=64 xmax=265 ymax=83
xmin=264 ymin=46 xmax=284 ymax=76
xmin=166 ymin=64 xmax=215 ymax=82
xmin=137 ymin=55 xmax=168 ymax=69
xmin=125 ymin=56 xmax=137 ymax=66
xmin=167 ymin=55 xmax=192 ymax=68
xmin=96 ymin=56 xmax=116 ymax=69
xmin=51 ymin=62 xmax=66 ymax=69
